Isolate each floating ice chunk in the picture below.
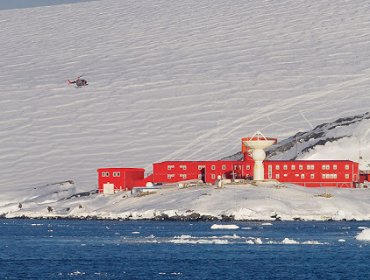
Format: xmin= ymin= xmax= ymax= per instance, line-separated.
xmin=132 ymin=231 xmax=140 ymax=234
xmin=338 ymin=239 xmax=346 ymax=242
xmin=31 ymin=224 xmax=43 ymax=226
xmin=174 ymin=239 xmax=227 ymax=244
xmin=355 ymin=228 xmax=370 ymax=241
xmin=217 ymin=234 xmax=240 ymax=239
xmin=302 ymin=240 xmax=324 ymax=245
xmin=212 ymin=239 xmax=229 ymax=244
xmin=69 ymin=271 xmax=85 ymax=276
xmin=261 ymin=223 xmax=273 ymax=226
xmin=358 ymin=226 xmax=367 ymax=230
xmin=211 ymin=224 xmax=239 ymax=230
xmin=246 ymin=237 xmax=263 ymax=244
xmin=254 ymin=238 xmax=263 ymax=244
xmin=242 ymin=227 xmax=252 ymax=230
xmin=174 ymin=235 xmax=192 ymax=239
xmin=282 ymin=238 xmax=299 ymax=244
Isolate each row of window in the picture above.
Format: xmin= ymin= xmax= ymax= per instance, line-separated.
xmin=167 ymin=172 xmax=351 ymax=181
xmin=101 ymin=172 xmax=121 ymax=177
xmin=167 ymin=174 xmax=222 ymax=180
xmin=274 ymin=164 xmax=349 ymax=171
xmin=167 ymin=164 xmax=251 ymax=171
xmin=273 ymin=173 xmax=350 ymax=180
xmin=167 ymin=163 xmax=351 ymax=172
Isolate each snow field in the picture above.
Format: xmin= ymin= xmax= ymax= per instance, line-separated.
xmin=1 ymin=0 xmax=370 ymax=193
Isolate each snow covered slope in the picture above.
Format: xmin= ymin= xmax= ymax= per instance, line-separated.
xmin=1 ymin=0 xmax=370 ymax=192
xmin=3 ymin=181 xmax=370 ymax=222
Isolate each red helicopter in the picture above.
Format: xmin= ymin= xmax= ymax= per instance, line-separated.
xmin=67 ymin=76 xmax=88 ymax=88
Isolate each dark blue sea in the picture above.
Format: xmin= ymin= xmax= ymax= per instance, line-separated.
xmin=1 ymin=219 xmax=370 ymax=280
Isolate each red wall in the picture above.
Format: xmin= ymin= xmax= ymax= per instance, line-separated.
xmin=97 ymin=168 xmax=145 ymax=192
xmin=263 ymin=160 xmax=359 ymax=188
xmin=149 ymin=159 xmax=359 ymax=188
xmin=152 ymin=160 xmax=253 ymax=184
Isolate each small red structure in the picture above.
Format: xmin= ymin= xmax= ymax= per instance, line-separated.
xmin=97 ymin=134 xmax=363 ymax=192
xmin=97 ymin=167 xmax=145 ymax=194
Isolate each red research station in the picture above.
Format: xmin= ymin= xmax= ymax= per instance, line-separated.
xmin=97 ymin=132 xmax=369 ymax=193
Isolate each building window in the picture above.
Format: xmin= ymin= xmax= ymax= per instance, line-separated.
xmin=276 ymin=174 xmax=280 ymax=179
xmin=167 ymin=174 xmax=175 ymax=179
xmin=345 ymin=174 xmax=350 ymax=179
xmin=102 ymin=172 xmax=109 ymax=177
xmin=333 ymin=174 xmax=337 ymax=179
xmin=301 ymin=174 xmax=305 ymax=179
xmin=276 ymin=165 xmax=280 ymax=170
xmin=167 ymin=165 xmax=174 ymax=170
xmin=322 ymin=165 xmax=330 ymax=170
xmin=322 ymin=174 xmax=326 ymax=179
xmin=310 ymin=174 xmax=315 ymax=179
xmin=333 ymin=165 xmax=337 ymax=170
xmin=307 ymin=165 xmax=314 ymax=170
xmin=211 ymin=165 xmax=216 ymax=170
xmin=291 ymin=165 xmax=296 ymax=170
xmin=180 ymin=165 xmax=187 ymax=170
xmin=180 ymin=174 xmax=187 ymax=179
xmin=345 ymin=165 xmax=350 ymax=170
xmin=113 ymin=172 xmax=120 ymax=177
xmin=283 ymin=165 xmax=288 ymax=170
xmin=246 ymin=165 xmax=250 ymax=170
xmin=222 ymin=165 xmax=226 ymax=170
xmin=211 ymin=174 xmax=216 ymax=179
xmin=268 ymin=165 xmax=272 ymax=179
xmin=299 ymin=165 xmax=303 ymax=170
xmin=198 ymin=165 xmax=205 ymax=170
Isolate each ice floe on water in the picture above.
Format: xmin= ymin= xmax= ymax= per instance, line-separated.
xmin=68 ymin=271 xmax=85 ymax=276
xmin=355 ymin=228 xmax=370 ymax=241
xmin=117 ymin=232 xmax=328 ymax=245
xmin=170 ymin=238 xmax=229 ymax=245
xmin=281 ymin=238 xmax=299 ymax=244
xmin=245 ymin=237 xmax=327 ymax=245
xmin=211 ymin=224 xmax=239 ymax=230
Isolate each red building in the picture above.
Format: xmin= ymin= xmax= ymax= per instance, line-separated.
xmin=97 ymin=135 xmax=363 ymax=193
xmin=152 ymin=160 xmax=253 ymax=184
xmin=263 ymin=160 xmax=359 ymax=188
xmin=97 ymin=167 xmax=145 ymax=193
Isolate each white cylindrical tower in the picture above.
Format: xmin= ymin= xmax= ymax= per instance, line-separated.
xmin=243 ymin=131 xmax=276 ymax=181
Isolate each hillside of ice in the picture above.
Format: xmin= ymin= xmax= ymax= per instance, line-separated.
xmin=1 ymin=0 xmax=370 ymax=214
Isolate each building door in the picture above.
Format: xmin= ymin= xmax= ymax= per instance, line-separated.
xmin=201 ymin=168 xmax=206 ymax=183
